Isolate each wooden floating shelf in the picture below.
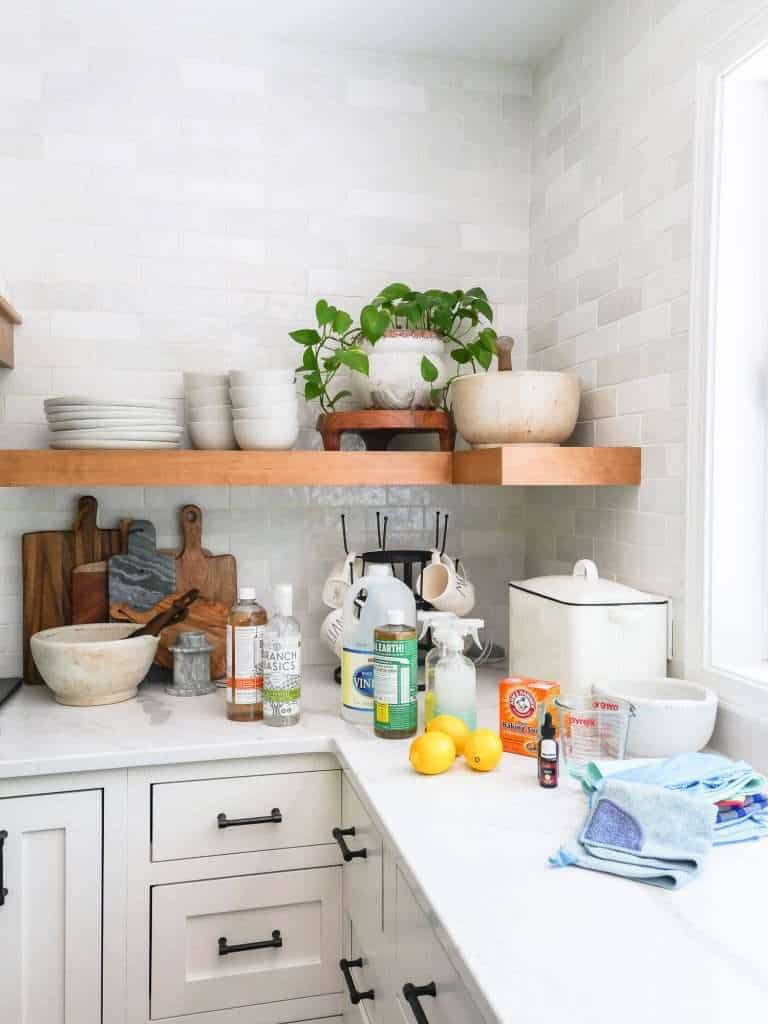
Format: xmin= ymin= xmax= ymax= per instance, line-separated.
xmin=0 ymin=448 xmax=641 ymax=488
xmin=0 ymin=294 xmax=22 ymax=369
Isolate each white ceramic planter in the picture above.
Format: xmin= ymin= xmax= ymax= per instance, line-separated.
xmin=350 ymin=330 xmax=450 ymax=410
xmin=451 ymin=369 xmax=580 ymax=446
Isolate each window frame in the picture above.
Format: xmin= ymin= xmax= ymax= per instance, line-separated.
xmin=687 ymin=9 xmax=768 ymax=718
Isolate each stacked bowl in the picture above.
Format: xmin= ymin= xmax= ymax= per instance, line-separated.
xmin=229 ymin=370 xmax=298 ymax=450
xmin=185 ymin=372 xmax=235 ymax=450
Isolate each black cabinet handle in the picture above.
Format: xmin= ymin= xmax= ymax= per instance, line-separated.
xmin=339 ymin=957 xmax=374 ymax=1004
xmin=218 ymin=929 xmax=282 ymax=956
xmin=0 ymin=830 xmax=7 ymax=907
xmin=403 ymin=981 xmax=437 ymax=1024
xmin=217 ymin=808 xmax=282 ymax=828
xmin=332 ymin=826 xmax=367 ymax=861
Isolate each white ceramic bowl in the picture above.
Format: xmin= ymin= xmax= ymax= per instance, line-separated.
xmin=189 ymin=420 xmax=236 ymax=450
xmin=183 ymin=372 xmax=228 ymax=390
xmin=31 ymin=623 xmax=158 ymax=706
xmin=451 ymin=370 xmax=580 ymax=446
xmin=593 ymin=678 xmax=718 ymax=757
xmin=229 ymin=369 xmax=295 ymax=388
xmin=185 ymin=385 xmax=230 ymax=406
xmin=230 ymin=384 xmax=297 ymax=406
xmin=231 ymin=398 xmax=298 ymax=418
xmin=234 ymin=417 xmax=299 ymax=450
xmin=187 ymin=403 xmax=232 ymax=421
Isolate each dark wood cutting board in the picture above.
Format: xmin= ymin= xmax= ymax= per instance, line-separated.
xmin=175 ymin=505 xmax=237 ymax=608
xmin=72 ymin=518 xmax=132 ymax=625
xmin=108 ymin=520 xmax=176 ymax=612
xmin=22 ymin=496 xmax=124 ymax=684
xmin=110 ymin=593 xmax=229 ymax=680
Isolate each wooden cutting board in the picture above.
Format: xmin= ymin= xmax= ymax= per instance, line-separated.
xmin=22 ymin=496 xmax=124 ymax=684
xmin=110 ymin=593 xmax=229 ymax=680
xmin=108 ymin=520 xmax=176 ymax=612
xmin=72 ymin=518 xmax=132 ymax=625
xmin=175 ymin=504 xmax=237 ymax=607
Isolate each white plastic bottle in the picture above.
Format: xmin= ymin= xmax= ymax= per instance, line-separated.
xmin=263 ymin=584 xmax=301 ymax=727
xmin=341 ymin=564 xmax=416 ymax=725
xmin=432 ymin=619 xmax=484 ymax=729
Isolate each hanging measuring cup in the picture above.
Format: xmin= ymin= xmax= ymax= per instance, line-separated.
xmin=555 ymin=695 xmax=635 ymax=772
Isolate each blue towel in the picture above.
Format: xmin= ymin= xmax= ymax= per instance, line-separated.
xmin=572 ymin=753 xmax=768 ymax=844
xmin=550 ymin=779 xmax=717 ymax=889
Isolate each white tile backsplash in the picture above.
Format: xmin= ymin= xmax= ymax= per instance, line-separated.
xmin=0 ymin=9 xmax=531 ymax=671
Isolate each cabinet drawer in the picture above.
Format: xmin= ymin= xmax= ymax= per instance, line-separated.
xmin=152 ymin=769 xmax=340 ymax=861
xmin=394 ymin=867 xmax=477 ymax=1024
xmin=340 ymin=775 xmax=383 ymax=944
xmin=151 ymin=866 xmax=343 ymax=1018
xmin=341 ymin=914 xmax=385 ymax=1024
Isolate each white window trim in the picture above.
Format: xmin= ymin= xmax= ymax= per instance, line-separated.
xmin=687 ymin=9 xmax=768 ymax=719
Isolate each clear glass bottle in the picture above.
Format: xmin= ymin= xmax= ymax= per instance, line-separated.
xmin=433 ymin=623 xmax=478 ymax=730
xmin=226 ymin=587 xmax=267 ymax=722
xmin=424 ymin=625 xmax=453 ymax=724
xmin=263 ymin=584 xmax=301 ymax=727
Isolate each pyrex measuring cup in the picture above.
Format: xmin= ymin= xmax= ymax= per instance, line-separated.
xmin=555 ymin=695 xmax=635 ymax=772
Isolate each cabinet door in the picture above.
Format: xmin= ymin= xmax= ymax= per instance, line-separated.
xmin=393 ymin=866 xmax=478 ymax=1024
xmin=0 ymin=789 xmax=102 ymax=1024
xmin=340 ymin=775 xmax=383 ymax=946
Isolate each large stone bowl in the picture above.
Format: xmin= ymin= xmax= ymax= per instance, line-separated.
xmin=31 ymin=623 xmax=158 ymax=706
xmin=451 ymin=370 xmax=580 ymax=446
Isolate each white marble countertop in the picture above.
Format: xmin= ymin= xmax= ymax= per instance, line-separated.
xmin=1 ymin=670 xmax=766 ymax=1024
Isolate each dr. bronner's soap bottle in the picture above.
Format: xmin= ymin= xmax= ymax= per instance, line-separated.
xmin=373 ymin=609 xmax=418 ymax=739
xmin=226 ymin=587 xmax=267 ymax=722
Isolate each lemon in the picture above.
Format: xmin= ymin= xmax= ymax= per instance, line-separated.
xmin=426 ymin=715 xmax=470 ymax=756
xmin=463 ymin=729 xmax=503 ymax=772
xmin=409 ymin=731 xmax=456 ymax=775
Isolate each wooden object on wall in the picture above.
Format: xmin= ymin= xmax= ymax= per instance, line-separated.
xmin=0 ymin=294 xmax=21 ymax=369
xmin=72 ymin=518 xmax=132 ymax=625
xmin=316 ymin=410 xmax=456 ymax=452
xmin=22 ymin=496 xmax=123 ymax=684
xmin=107 ymin=520 xmax=176 ymax=612
xmin=110 ymin=593 xmax=229 ymax=680
xmin=175 ymin=504 xmax=237 ymax=608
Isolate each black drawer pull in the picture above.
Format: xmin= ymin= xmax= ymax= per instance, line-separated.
xmin=218 ymin=929 xmax=282 ymax=956
xmin=0 ymin=831 xmax=7 ymax=907
xmin=403 ymin=981 xmax=437 ymax=1024
xmin=332 ymin=826 xmax=367 ymax=861
xmin=217 ymin=808 xmax=282 ymax=828
xmin=339 ymin=957 xmax=374 ymax=1004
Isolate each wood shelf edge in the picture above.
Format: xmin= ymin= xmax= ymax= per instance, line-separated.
xmin=0 ymin=447 xmax=641 ymax=487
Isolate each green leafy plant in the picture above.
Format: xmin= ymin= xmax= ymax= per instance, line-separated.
xmin=291 ymin=284 xmax=497 ymax=413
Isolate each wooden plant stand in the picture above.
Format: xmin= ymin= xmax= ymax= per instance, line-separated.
xmin=317 ymin=410 xmax=456 ymax=452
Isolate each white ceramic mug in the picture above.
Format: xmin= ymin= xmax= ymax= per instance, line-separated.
xmin=320 ymin=607 xmax=344 ymax=658
xmin=322 ymin=553 xmax=361 ymax=609
xmin=417 ymin=551 xmax=476 ymax=615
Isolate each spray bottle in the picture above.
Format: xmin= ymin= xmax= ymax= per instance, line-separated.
xmin=417 ymin=611 xmax=457 ymax=723
xmin=432 ymin=618 xmax=485 ymax=729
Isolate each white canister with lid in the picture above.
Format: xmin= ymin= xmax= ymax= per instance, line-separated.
xmin=508 ymin=559 xmax=668 ymax=697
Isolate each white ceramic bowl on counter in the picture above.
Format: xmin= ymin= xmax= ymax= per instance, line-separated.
xmin=593 ymin=677 xmax=718 ymax=757
xmin=31 ymin=623 xmax=158 ymax=706
xmin=233 ymin=415 xmax=299 ymax=450
xmin=451 ymin=370 xmax=580 ymax=446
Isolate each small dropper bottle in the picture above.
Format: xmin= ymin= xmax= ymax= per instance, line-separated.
xmin=538 ymin=712 xmax=558 ymax=788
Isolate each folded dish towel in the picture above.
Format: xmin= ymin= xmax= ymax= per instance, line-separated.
xmin=572 ymin=753 xmax=768 ymax=844
xmin=550 ymin=778 xmax=717 ymax=889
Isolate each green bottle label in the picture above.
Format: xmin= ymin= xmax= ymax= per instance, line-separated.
xmin=373 ymin=634 xmax=417 ymax=733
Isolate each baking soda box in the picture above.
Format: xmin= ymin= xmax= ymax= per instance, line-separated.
xmin=499 ymin=677 xmax=560 ymax=757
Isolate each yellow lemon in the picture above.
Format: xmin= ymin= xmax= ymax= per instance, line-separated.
xmin=426 ymin=715 xmax=470 ymax=756
xmin=409 ymin=731 xmax=456 ymax=775
xmin=463 ymin=729 xmax=503 ymax=772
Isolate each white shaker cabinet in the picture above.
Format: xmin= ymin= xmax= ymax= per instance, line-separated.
xmin=0 ymin=789 xmax=102 ymax=1024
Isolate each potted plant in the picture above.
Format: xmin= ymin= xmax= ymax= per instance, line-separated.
xmin=290 ymin=284 xmax=499 ymax=412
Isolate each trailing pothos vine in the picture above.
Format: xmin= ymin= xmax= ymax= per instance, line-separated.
xmin=290 ymin=283 xmax=498 ymax=414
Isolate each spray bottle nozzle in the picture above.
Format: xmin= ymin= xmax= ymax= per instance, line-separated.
xmin=432 ymin=618 xmax=485 ymax=651
xmin=416 ymin=610 xmax=458 ymax=641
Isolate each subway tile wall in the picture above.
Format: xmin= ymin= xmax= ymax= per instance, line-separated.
xmin=0 ymin=2 xmax=532 ymax=672
xmin=525 ymin=0 xmax=764 ymax=669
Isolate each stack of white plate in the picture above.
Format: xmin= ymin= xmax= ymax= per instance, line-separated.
xmin=45 ymin=397 xmax=181 ymax=449
xmin=229 ymin=369 xmax=298 ymax=450
xmin=184 ymin=372 xmax=235 ymax=450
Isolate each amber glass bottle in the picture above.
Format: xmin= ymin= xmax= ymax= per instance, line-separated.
xmin=226 ymin=587 xmax=267 ymax=722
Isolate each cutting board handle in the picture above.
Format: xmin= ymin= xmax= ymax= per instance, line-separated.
xmin=181 ymin=505 xmax=203 ymax=554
